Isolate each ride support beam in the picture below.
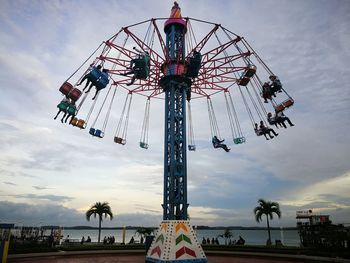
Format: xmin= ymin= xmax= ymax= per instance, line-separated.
xmin=161 ymin=78 xmax=188 ymax=220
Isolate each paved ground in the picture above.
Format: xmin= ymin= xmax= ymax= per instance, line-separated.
xmin=7 ymin=255 xmax=303 ymax=263
xmin=8 ymin=250 xmax=350 ymax=263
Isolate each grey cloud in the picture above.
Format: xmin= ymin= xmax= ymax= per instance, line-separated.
xmin=0 ymin=201 xmax=84 ymax=226
xmin=0 ymin=201 xmax=161 ymax=227
xmin=0 ymin=169 xmax=37 ymax=178
xmin=11 ymin=194 xmax=74 ymax=202
xmin=3 ymin=181 xmax=17 ymax=186
xmin=32 ymin=186 xmax=51 ymax=191
xmin=133 ymin=204 xmax=159 ymax=214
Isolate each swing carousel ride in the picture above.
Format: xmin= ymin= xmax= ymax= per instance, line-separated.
xmin=54 ymin=2 xmax=294 ymax=262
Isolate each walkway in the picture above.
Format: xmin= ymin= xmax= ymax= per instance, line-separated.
xmin=8 ymin=250 xmax=350 ymax=263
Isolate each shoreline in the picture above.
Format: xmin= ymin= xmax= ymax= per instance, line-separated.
xmin=20 ymin=225 xmax=298 ymax=231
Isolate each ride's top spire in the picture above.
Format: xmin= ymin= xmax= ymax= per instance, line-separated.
xmin=170 ymin=1 xmax=182 ymax=18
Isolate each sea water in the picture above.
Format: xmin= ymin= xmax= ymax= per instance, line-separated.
xmin=60 ymin=228 xmax=300 ymax=246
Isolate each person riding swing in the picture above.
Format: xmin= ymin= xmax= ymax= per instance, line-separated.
xmin=77 ymin=64 xmax=102 ymax=91
xmin=262 ymin=82 xmax=273 ymax=103
xmin=186 ymin=50 xmax=202 ymax=78
xmin=91 ymin=68 xmax=109 ymax=100
xmin=78 ymin=64 xmax=109 ymax=100
xmin=267 ymin=112 xmax=294 ymax=129
xmin=212 ymin=136 xmax=230 ymax=152
xmin=254 ymin=121 xmax=278 ymax=140
xmin=54 ymin=97 xmax=71 ymax=123
xmin=269 ymin=75 xmax=283 ymax=94
xmin=123 ymin=47 xmax=150 ymax=86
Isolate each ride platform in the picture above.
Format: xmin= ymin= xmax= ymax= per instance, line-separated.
xmin=146 ymin=220 xmax=207 ymax=263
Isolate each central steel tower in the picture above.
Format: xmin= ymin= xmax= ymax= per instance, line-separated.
xmin=160 ymin=8 xmax=191 ymax=221
xmin=146 ymin=3 xmax=207 ymax=262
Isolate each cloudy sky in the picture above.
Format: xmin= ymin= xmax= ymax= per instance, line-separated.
xmin=0 ymin=0 xmax=349 ymax=228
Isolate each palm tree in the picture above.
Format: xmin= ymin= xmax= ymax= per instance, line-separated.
xmin=135 ymin=227 xmax=154 ymax=243
xmin=86 ymin=202 xmax=113 ymax=243
xmin=217 ymin=228 xmax=233 ymax=245
xmin=253 ymin=199 xmax=281 ymax=246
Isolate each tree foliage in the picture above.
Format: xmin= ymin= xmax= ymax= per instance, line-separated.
xmin=86 ymin=202 xmax=113 ymax=243
xmin=253 ymin=198 xmax=281 ymax=245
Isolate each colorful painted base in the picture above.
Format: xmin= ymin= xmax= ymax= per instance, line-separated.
xmin=146 ymin=220 xmax=207 ymax=263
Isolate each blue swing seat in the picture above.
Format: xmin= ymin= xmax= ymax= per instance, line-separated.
xmin=95 ymin=72 xmax=109 ymax=90
xmin=89 ymin=128 xmax=104 ymax=138
xmin=88 ymin=68 xmax=101 ymax=83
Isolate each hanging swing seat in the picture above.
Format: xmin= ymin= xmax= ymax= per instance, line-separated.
xmin=283 ymin=98 xmax=294 ymax=108
xmin=85 ymin=67 xmax=102 ymax=86
xmin=135 ymin=67 xmax=149 ymax=79
xmin=275 ymin=98 xmax=294 ymax=113
xmin=255 ymin=129 xmax=264 ymax=136
xmin=76 ymin=119 xmax=86 ymax=129
xmin=89 ymin=68 xmax=101 ymax=82
xmin=233 ymin=137 xmax=246 ymax=144
xmin=140 ymin=142 xmax=149 ymax=149
xmin=255 ymin=130 xmax=263 ymax=136
xmin=133 ymin=55 xmax=150 ymax=79
xmin=238 ymin=76 xmax=250 ymax=86
xmin=238 ymin=65 xmax=256 ymax=86
xmin=89 ymin=128 xmax=104 ymax=138
xmin=67 ymin=105 xmax=77 ymax=116
xmin=114 ymin=136 xmax=126 ymax=145
xmin=188 ymin=145 xmax=196 ymax=151
xmin=186 ymin=63 xmax=201 ymax=78
xmin=59 ymin=82 xmax=73 ymax=96
xmin=274 ymin=104 xmax=285 ymax=113
xmin=67 ymin=88 xmax=82 ymax=102
xmin=57 ymin=101 xmax=70 ymax=111
xmin=267 ymin=116 xmax=278 ymax=126
xmin=243 ymin=65 xmax=257 ymax=78
xmin=186 ymin=52 xmax=202 ymax=78
xmin=95 ymin=72 xmax=109 ymax=90
xmin=70 ymin=117 xmax=85 ymax=129
xmin=70 ymin=117 xmax=78 ymax=126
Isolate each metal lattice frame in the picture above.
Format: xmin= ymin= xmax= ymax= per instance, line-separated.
xmin=162 ymin=80 xmax=188 ymax=220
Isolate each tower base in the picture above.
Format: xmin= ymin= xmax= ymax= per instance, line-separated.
xmin=146 ymin=220 xmax=207 ymax=263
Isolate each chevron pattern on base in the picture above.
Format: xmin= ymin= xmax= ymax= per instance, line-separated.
xmin=146 ymin=220 xmax=207 ymax=263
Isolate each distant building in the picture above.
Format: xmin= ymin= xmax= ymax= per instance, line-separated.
xmin=296 ymin=210 xmax=349 ymax=249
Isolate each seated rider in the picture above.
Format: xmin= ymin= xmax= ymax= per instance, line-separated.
xmin=91 ymin=68 xmax=109 ymax=100
xmin=64 ymin=101 xmax=77 ymax=123
xmin=267 ymin=112 xmax=284 ymax=128
xmin=254 ymin=123 xmax=270 ymax=140
xmin=260 ymin=121 xmax=278 ymax=139
xmin=254 ymin=121 xmax=278 ymax=140
xmin=186 ymin=50 xmax=202 ymax=78
xmin=269 ymin=75 xmax=282 ymax=94
xmin=268 ymin=112 xmax=294 ymax=129
xmin=77 ymin=64 xmax=102 ymax=91
xmin=262 ymin=82 xmax=273 ymax=103
xmin=54 ymin=97 xmax=71 ymax=123
xmin=212 ymin=136 xmax=230 ymax=152
xmin=123 ymin=47 xmax=150 ymax=86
